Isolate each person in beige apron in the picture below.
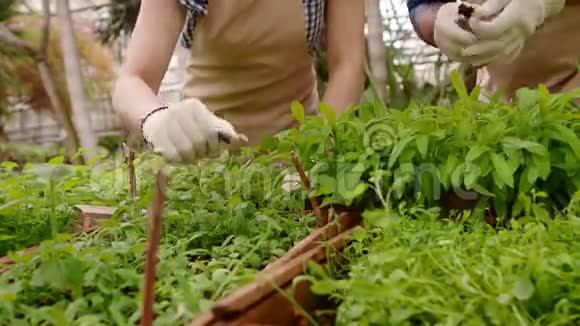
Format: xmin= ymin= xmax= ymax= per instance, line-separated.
xmin=409 ymin=0 xmax=580 ymax=103
xmin=113 ymin=0 xmax=365 ymax=162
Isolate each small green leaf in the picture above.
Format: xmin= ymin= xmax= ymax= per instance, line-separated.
xmin=0 ymin=161 xmax=18 ymax=170
xmin=472 ymin=183 xmax=495 ymax=197
xmin=290 ymin=101 xmax=305 ymax=124
xmin=451 ymin=163 xmax=464 ymax=191
xmin=463 ymin=164 xmax=481 ymax=190
xmin=532 ymin=154 xmax=551 ymax=180
xmin=307 ymin=261 xmax=329 ymax=278
xmin=346 ymin=182 xmax=369 ymax=200
xmin=310 ymin=279 xmax=338 ymax=295
xmin=451 ymin=70 xmax=469 ymax=102
xmin=259 ymin=135 xmax=279 ymax=151
xmin=440 ymin=155 xmax=459 ymax=189
xmin=507 ymin=150 xmax=523 ymax=174
xmin=490 ymin=153 xmax=514 ymax=188
xmin=0 ymin=199 xmax=22 ymax=213
xmin=319 ymin=103 xmax=337 ymax=125
xmin=501 ymin=137 xmax=546 ymax=156
xmin=515 ymin=88 xmax=540 ymax=110
xmin=466 ymin=146 xmax=488 ymax=162
xmin=494 ymin=192 xmax=508 ymax=219
xmin=416 ymin=135 xmax=429 ymax=159
xmin=492 ymin=170 xmax=505 ymax=190
xmin=48 ymin=156 xmax=65 ymax=165
xmin=0 ymin=234 xmax=17 ymax=241
xmin=531 ymin=204 xmax=550 ymax=222
xmin=518 ymin=166 xmax=536 ymax=194
xmin=320 ymin=195 xmax=345 ymax=207
xmin=316 ymin=175 xmax=337 ymax=195
xmin=512 ymin=193 xmax=531 ymax=217
xmin=388 ymin=136 xmax=415 ymax=169
xmin=548 ymin=124 xmax=580 ymax=158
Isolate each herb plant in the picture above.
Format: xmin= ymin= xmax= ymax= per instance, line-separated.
xmin=308 ymin=200 xmax=580 ymax=325
xmin=0 ymin=154 xmax=315 ymax=325
xmin=271 ymin=73 xmax=580 ymax=225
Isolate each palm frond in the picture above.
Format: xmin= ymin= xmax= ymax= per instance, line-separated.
xmin=0 ymin=0 xmax=19 ymax=23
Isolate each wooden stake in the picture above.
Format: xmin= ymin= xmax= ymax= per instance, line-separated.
xmin=123 ymin=143 xmax=137 ymax=199
xmin=290 ymin=151 xmax=326 ymax=226
xmin=141 ymin=171 xmax=167 ymax=326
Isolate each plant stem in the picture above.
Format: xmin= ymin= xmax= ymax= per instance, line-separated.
xmin=290 ymin=151 xmax=325 ymax=226
xmin=49 ymin=179 xmax=57 ymax=239
xmin=123 ymin=143 xmax=137 ymax=199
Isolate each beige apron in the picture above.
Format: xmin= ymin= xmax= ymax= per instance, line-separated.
xmin=476 ymin=5 xmax=580 ymax=103
xmin=181 ymin=0 xmax=319 ymax=146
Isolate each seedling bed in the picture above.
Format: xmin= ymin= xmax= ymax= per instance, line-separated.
xmin=0 ymin=204 xmax=115 ymax=273
xmin=190 ymin=206 xmax=362 ymax=326
xmin=186 ymin=190 xmax=504 ymax=325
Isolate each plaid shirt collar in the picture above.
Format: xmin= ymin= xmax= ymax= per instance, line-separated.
xmin=178 ymin=0 xmax=325 ymax=55
xmin=180 ymin=0 xmax=208 ymax=15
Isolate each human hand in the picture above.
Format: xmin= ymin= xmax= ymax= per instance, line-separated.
xmin=461 ymin=0 xmax=565 ymax=65
xmin=434 ymin=1 xmax=508 ymax=66
xmin=141 ymin=98 xmax=247 ymax=162
xmin=433 ymin=2 xmax=481 ymax=63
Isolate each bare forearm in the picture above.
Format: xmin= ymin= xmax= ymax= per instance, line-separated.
xmin=323 ymin=0 xmax=365 ymax=115
xmin=322 ymin=65 xmax=365 ymax=115
xmin=409 ymin=2 xmax=449 ymax=47
xmin=112 ymin=75 xmax=166 ymax=130
xmin=112 ymin=0 xmax=186 ymax=130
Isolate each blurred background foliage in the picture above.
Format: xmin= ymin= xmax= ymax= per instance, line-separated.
xmin=1 ymin=0 xmax=473 ymax=163
xmin=0 ymin=15 xmax=114 ymax=113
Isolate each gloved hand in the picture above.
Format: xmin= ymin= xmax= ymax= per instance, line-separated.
xmin=434 ymin=2 xmax=481 ymax=63
xmin=141 ymin=98 xmax=247 ymax=162
xmin=462 ymin=0 xmax=566 ymax=65
xmin=434 ymin=1 xmax=510 ymax=66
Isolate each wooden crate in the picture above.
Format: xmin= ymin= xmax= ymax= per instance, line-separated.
xmin=190 ymin=208 xmax=362 ymax=326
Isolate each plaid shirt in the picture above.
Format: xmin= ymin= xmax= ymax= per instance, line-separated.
xmin=179 ymin=0 xmax=326 ymax=55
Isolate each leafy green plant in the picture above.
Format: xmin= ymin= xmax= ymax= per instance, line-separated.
xmin=0 ymin=158 xmax=80 ymax=256
xmin=269 ymin=72 xmax=580 ymax=225
xmin=0 ymin=152 xmax=316 ymax=324
xmin=308 ymin=202 xmax=580 ymax=325
xmin=1 ymin=74 xmax=579 ymax=325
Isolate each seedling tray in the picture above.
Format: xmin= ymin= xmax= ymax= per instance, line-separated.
xmin=0 ymin=144 xmax=135 ymax=274
xmin=0 ymin=204 xmax=115 ymax=273
xmin=189 ymin=206 xmax=362 ymax=326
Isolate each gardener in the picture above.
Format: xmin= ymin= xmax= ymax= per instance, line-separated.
xmin=112 ymin=0 xmax=365 ymax=162
xmin=407 ymin=0 xmax=580 ymax=102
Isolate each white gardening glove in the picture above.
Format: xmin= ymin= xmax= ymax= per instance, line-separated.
xmin=433 ymin=2 xmax=502 ymax=66
xmin=463 ymin=0 xmax=565 ymax=65
xmin=460 ymin=21 xmax=528 ymax=67
xmin=141 ymin=98 xmax=247 ymax=162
